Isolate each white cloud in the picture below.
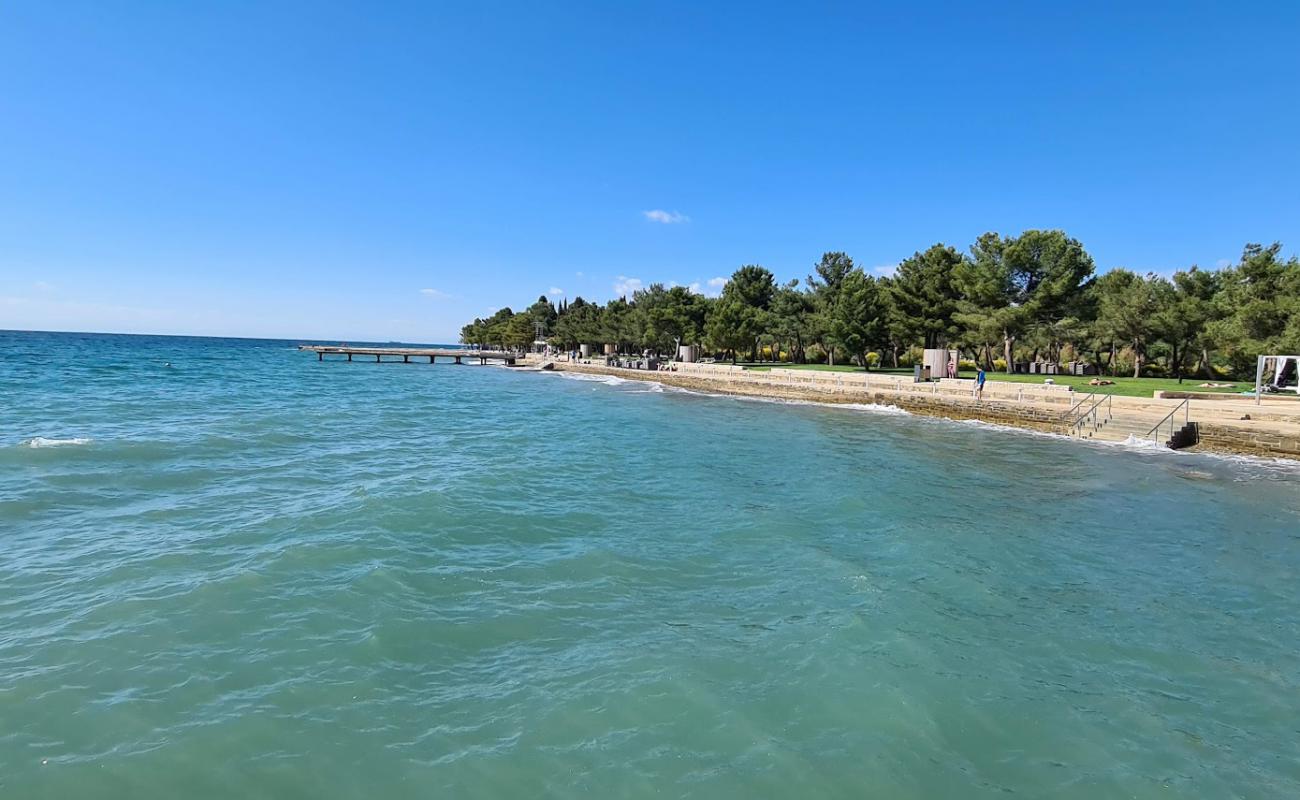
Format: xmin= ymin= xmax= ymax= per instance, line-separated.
xmin=1215 ymin=258 xmax=1232 ymax=269
xmin=642 ymin=209 xmax=690 ymax=224
xmin=575 ymin=271 xmax=584 ymax=278
xmin=613 ymin=276 xmax=643 ymax=297
xmin=684 ymin=277 xmax=727 ymax=298
xmin=419 ymin=288 xmax=452 ymax=299
xmin=548 ymin=287 xmax=564 ymax=296
xmin=873 ymin=265 xmax=897 ymax=277
xmin=33 ymin=280 xmax=55 ymax=291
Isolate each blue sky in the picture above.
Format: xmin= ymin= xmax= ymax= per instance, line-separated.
xmin=2 ymin=1 xmax=1297 ymax=341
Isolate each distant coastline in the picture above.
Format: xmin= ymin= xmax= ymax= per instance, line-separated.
xmin=532 ymin=356 xmax=1300 ymax=462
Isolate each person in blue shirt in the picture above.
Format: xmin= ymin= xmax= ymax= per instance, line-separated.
xmin=976 ymin=367 xmax=987 ymax=399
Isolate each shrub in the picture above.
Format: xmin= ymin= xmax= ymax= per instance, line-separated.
xmin=993 ymin=358 xmax=1007 ymax=372
xmin=1114 ymin=347 xmax=1137 ymax=377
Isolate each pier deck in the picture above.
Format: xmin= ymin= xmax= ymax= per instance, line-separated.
xmin=299 ymin=345 xmax=518 ymax=365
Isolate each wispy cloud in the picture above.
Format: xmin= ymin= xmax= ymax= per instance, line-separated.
xmin=686 ymin=276 xmax=727 ymax=297
xmin=575 ymin=271 xmax=584 ymax=278
xmin=642 ymin=209 xmax=690 ymax=224
xmin=33 ymin=280 xmax=55 ymax=291
xmin=548 ymin=287 xmax=564 ymax=296
xmin=1215 ymin=258 xmax=1232 ymax=269
xmin=873 ymin=265 xmax=897 ymax=277
xmin=419 ymin=288 xmax=452 ymax=299
xmin=613 ymin=276 xmax=643 ymax=297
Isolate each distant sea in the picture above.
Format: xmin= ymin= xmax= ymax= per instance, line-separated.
xmin=3 ymin=330 xmax=1299 ymax=799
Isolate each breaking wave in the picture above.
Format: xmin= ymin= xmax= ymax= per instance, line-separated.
xmin=21 ymin=436 xmax=93 ymax=448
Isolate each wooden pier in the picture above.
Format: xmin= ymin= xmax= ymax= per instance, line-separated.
xmin=298 ymin=345 xmax=519 ymax=365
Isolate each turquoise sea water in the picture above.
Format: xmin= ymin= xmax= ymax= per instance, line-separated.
xmin=3 ymin=330 xmax=1299 ymax=799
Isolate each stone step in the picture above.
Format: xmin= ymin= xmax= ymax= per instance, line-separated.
xmin=1074 ymin=414 xmax=1167 ymax=443
xmin=1074 ymin=414 xmax=1202 ymax=449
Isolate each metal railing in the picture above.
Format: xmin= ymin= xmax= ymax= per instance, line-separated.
xmin=1061 ymin=391 xmax=1097 ymax=420
xmin=1066 ymin=393 xmax=1112 ymax=437
xmin=1145 ymin=399 xmax=1191 ymax=445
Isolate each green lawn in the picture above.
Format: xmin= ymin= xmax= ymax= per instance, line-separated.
xmin=736 ymin=362 xmax=1267 ymax=398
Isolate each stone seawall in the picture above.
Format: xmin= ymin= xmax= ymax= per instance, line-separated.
xmin=553 ymin=362 xmax=1068 ymax=433
xmin=1195 ymin=423 xmax=1300 ymax=459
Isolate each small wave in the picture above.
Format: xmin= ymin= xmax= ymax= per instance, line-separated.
xmin=952 ymin=418 xmax=1066 ymax=441
xmin=1115 ymin=434 xmax=1174 ymax=452
xmin=745 ymin=395 xmax=909 ymax=415
xmin=682 ymin=390 xmax=909 ymax=416
xmin=568 ymin=374 xmax=910 ymax=414
xmin=826 ymin=401 xmax=907 ymax=415
xmin=22 ymin=437 xmax=93 ymax=448
xmin=557 ymin=372 xmax=631 ymax=386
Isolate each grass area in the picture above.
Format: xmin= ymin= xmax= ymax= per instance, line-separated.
xmin=735 ymin=362 xmax=1268 ymax=398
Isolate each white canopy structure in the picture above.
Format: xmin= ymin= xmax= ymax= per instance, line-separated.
xmin=1255 ymin=355 xmax=1300 ymax=404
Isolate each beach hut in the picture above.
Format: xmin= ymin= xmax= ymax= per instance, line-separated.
xmin=922 ymin=348 xmax=958 ymax=380
xmin=1254 ymin=355 xmax=1300 ymax=404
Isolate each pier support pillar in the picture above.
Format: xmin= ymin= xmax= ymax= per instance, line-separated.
xmin=403 ymin=355 xmax=409 ymax=363
xmin=455 ymin=356 xmax=462 ymax=365
xmin=347 ymin=353 xmax=352 ymax=361
xmin=318 ymin=352 xmax=323 ymax=361
xmin=430 ymin=356 xmax=435 ymax=364
xmin=376 ymin=355 xmax=381 ymax=363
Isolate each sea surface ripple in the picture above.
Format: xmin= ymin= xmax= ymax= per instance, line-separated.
xmin=2 ymin=331 xmax=1299 ymax=799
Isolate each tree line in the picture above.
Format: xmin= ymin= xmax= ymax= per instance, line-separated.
xmin=461 ymin=231 xmax=1300 ymax=380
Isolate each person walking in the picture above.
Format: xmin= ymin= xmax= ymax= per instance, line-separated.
xmin=976 ymin=367 xmax=987 ymax=400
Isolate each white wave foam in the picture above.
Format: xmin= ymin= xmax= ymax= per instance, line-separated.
xmin=649 ymin=383 xmax=909 ymax=415
xmin=947 ymin=418 xmax=1180 ymax=455
xmin=1115 ymin=434 xmax=1174 ymax=452
xmin=556 ymin=372 xmax=632 ymax=386
xmin=951 ymin=417 xmax=1066 ymax=441
xmin=23 ymin=437 xmax=92 ymax=448
xmin=829 ymin=401 xmax=908 ymax=415
xmin=743 ymin=395 xmax=909 ymax=415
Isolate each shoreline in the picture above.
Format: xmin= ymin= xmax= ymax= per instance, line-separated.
xmin=535 ymin=359 xmax=1300 ymax=462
